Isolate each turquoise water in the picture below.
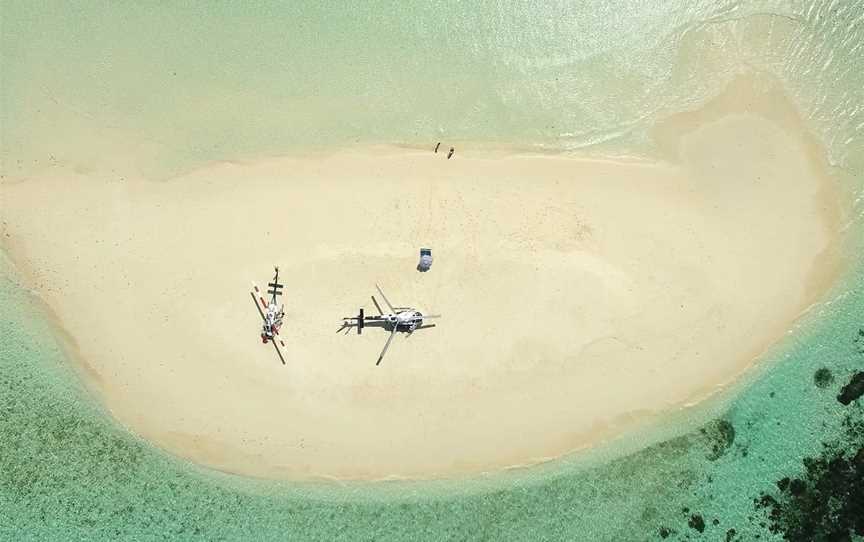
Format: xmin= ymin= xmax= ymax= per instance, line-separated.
xmin=2 ymin=0 xmax=864 ymax=540
xmin=3 ymin=1 xmax=862 ymax=177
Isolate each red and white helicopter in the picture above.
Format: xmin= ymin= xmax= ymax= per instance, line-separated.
xmin=250 ymin=266 xmax=286 ymax=364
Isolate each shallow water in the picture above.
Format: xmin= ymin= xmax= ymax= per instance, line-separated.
xmin=2 ymin=0 xmax=864 ymax=540
xmin=3 ymin=1 xmax=862 ymax=176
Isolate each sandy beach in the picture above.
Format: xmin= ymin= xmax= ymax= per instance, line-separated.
xmin=0 ymin=81 xmax=844 ymax=481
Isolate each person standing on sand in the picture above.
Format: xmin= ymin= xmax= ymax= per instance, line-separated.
xmin=447 ymin=147 xmax=454 ymax=159
xmin=434 ymin=142 xmax=441 ymax=153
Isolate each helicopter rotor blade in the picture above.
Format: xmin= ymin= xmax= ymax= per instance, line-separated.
xmin=376 ymin=326 xmax=398 ymax=366
xmin=250 ymin=292 xmax=266 ymax=322
xmin=375 ymin=284 xmax=395 ymax=313
xmin=272 ymin=339 xmax=286 ymax=365
xmin=371 ymin=296 xmax=384 ymax=316
xmin=422 ymin=314 xmax=441 ymax=319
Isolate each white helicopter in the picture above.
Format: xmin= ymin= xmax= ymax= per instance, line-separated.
xmin=250 ymin=266 xmax=286 ymax=365
xmin=341 ymin=284 xmax=440 ymax=366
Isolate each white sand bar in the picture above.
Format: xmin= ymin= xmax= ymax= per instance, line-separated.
xmin=1 ymin=101 xmax=843 ymax=480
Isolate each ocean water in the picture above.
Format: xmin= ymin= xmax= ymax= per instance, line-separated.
xmin=2 ymin=1 xmax=864 ymax=540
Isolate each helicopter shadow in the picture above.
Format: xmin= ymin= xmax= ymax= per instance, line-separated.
xmin=336 ymin=295 xmax=388 ymax=335
xmin=336 ymin=319 xmax=392 ymax=335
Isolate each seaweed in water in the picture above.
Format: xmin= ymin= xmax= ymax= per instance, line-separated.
xmin=854 ymin=328 xmax=864 ymax=355
xmin=837 ymin=371 xmax=864 ymax=406
xmin=688 ymin=514 xmax=706 ymax=533
xmin=699 ymin=419 xmax=736 ymax=461
xmin=753 ymin=396 xmax=864 ymax=540
xmin=813 ymin=367 xmax=834 ymax=389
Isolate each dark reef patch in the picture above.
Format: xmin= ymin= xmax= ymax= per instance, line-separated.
xmin=813 ymin=367 xmax=834 ymax=389
xmin=699 ymin=419 xmax=736 ymax=461
xmin=854 ymin=328 xmax=864 ymax=355
xmin=837 ymin=371 xmax=864 ymax=405
xmin=688 ymin=513 xmax=705 ymax=533
xmin=754 ymin=403 xmax=864 ymax=541
xmin=653 ymin=329 xmax=864 ymax=541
